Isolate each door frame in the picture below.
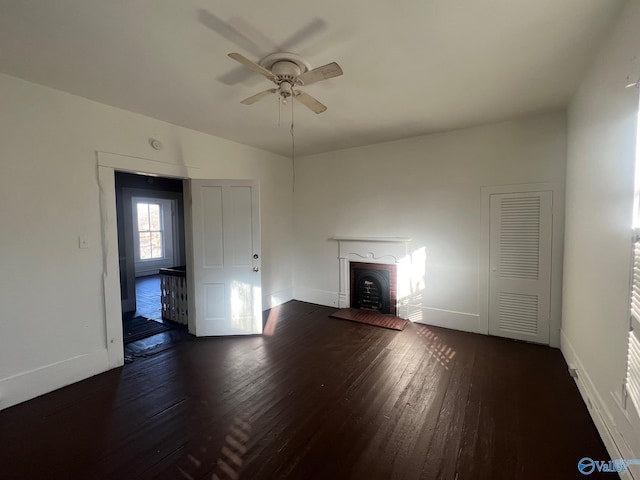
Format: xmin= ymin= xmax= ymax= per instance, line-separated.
xmin=97 ymin=151 xmax=197 ymax=368
xmin=480 ymin=182 xmax=562 ymax=347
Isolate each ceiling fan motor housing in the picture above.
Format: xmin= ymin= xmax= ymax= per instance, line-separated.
xmin=271 ymin=60 xmax=302 ymax=78
xmin=270 ymin=60 xmax=303 ymax=99
xmin=260 ymin=52 xmax=310 ymax=75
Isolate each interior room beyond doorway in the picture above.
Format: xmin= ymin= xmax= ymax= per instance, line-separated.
xmin=115 ymin=171 xmax=188 ymax=347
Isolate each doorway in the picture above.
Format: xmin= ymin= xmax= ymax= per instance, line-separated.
xmin=114 ymin=172 xmax=188 ymax=349
xmin=98 ymin=152 xmax=264 ymax=368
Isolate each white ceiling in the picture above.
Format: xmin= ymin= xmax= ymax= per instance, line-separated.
xmin=0 ymin=0 xmax=626 ymax=157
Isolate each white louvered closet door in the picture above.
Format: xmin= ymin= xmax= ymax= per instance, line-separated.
xmin=488 ymin=191 xmax=552 ymax=344
xmin=627 ymin=230 xmax=640 ymax=414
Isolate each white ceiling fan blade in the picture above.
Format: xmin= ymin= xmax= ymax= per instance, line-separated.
xmin=199 ymin=10 xmax=264 ymax=58
xmin=278 ymin=18 xmax=328 ymax=52
xmin=240 ymin=89 xmax=277 ymax=105
xmin=297 ymin=62 xmax=343 ymax=86
xmin=228 ymin=53 xmax=277 ymax=82
xmin=294 ymin=91 xmax=327 ymax=114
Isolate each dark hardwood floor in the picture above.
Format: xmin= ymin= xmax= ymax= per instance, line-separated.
xmin=135 ymin=274 xmax=163 ymax=321
xmin=0 ymin=301 xmax=608 ymax=479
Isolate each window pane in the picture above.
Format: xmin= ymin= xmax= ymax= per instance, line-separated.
xmin=149 ymin=204 xmax=161 ymax=231
xmin=139 ymin=232 xmax=151 ymax=259
xmin=137 ymin=203 xmax=150 ymax=231
xmin=151 ymin=232 xmax=163 ymax=258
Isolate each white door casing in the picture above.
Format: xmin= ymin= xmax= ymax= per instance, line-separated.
xmin=488 ymin=191 xmax=552 ymax=344
xmin=186 ymin=179 xmax=262 ymax=336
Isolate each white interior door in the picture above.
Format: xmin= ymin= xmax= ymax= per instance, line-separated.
xmin=489 ymin=191 xmax=552 ymax=344
xmin=187 ymin=179 xmax=262 ymax=336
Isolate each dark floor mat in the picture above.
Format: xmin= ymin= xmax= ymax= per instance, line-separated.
xmin=123 ymin=317 xmax=171 ymax=344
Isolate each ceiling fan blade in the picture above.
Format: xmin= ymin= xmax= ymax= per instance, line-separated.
xmin=228 ymin=16 xmax=280 ymax=54
xmin=278 ymin=18 xmax=328 ymax=52
xmin=294 ymin=91 xmax=327 ymax=114
xmin=228 ymin=53 xmax=277 ymax=82
xmin=241 ymin=89 xmax=278 ymax=105
xmin=217 ymin=66 xmax=265 ymax=87
xmin=198 ymin=9 xmax=264 ymax=58
xmin=297 ymin=62 xmax=343 ymax=86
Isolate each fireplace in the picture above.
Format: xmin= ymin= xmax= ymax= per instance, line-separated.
xmin=333 ymin=236 xmax=410 ymax=318
xmin=350 ymin=262 xmax=397 ymax=315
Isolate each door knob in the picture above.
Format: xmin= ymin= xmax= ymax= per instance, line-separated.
xmin=253 ymin=266 xmax=259 ymax=272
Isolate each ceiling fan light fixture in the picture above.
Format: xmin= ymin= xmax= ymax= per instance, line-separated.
xmin=279 ymin=81 xmax=293 ymax=96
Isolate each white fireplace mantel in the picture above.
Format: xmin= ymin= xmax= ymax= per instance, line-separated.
xmin=332 ymin=236 xmax=411 ymax=317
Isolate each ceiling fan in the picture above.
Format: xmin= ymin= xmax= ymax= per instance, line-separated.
xmin=228 ymin=52 xmax=343 ymax=114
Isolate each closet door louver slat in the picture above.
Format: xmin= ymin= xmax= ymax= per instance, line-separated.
xmin=626 ymin=230 xmax=640 ymax=413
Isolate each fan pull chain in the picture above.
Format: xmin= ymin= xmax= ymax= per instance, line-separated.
xmin=290 ymin=97 xmax=295 ymax=193
xmin=277 ymin=94 xmax=281 ymax=127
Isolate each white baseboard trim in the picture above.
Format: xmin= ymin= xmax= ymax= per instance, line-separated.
xmin=294 ymin=287 xmax=339 ymax=308
xmin=409 ymin=304 xmax=481 ymax=334
xmin=262 ymin=287 xmax=294 ymax=311
xmin=561 ymin=330 xmax=639 ymax=479
xmin=293 ymin=288 xmax=481 ymax=334
xmin=0 ymin=349 xmax=110 ymax=411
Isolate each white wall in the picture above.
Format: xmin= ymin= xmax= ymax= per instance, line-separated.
xmin=562 ymin=0 xmax=640 ymax=465
xmin=293 ymin=111 xmax=567 ymax=342
xmin=0 ymin=73 xmax=294 ymax=409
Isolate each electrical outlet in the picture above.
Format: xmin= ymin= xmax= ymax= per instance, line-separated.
xmin=78 ymin=235 xmax=88 ymax=249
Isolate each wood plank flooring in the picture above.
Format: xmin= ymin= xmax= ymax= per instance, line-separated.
xmin=135 ymin=274 xmax=163 ymax=321
xmin=0 ymin=301 xmax=608 ymax=479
